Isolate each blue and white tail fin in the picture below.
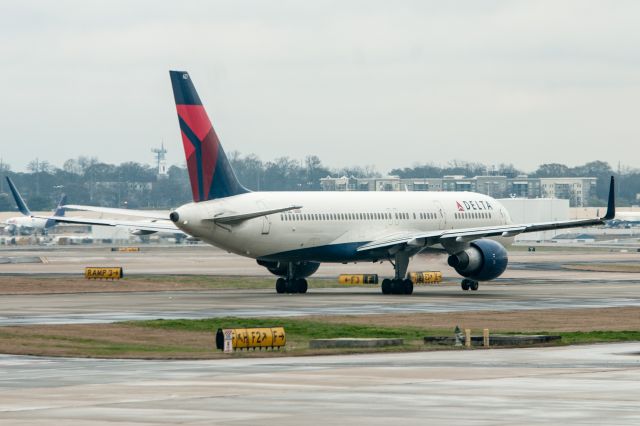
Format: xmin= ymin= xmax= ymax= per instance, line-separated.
xmin=45 ymin=194 xmax=67 ymax=229
xmin=5 ymin=177 xmax=31 ymax=216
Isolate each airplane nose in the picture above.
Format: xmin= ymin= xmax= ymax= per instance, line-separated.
xmin=169 ymin=211 xmax=179 ymax=223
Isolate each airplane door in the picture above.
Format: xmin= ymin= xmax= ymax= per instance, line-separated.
xmin=386 ymin=208 xmax=394 ymax=225
xmin=258 ymin=201 xmax=271 ymax=235
xmin=392 ymin=208 xmax=399 ymax=225
xmin=434 ymin=201 xmax=447 ymax=229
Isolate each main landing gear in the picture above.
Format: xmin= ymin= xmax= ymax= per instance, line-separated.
xmin=381 ymin=251 xmax=413 ymax=295
xmin=275 ymin=263 xmax=308 ymax=294
xmin=275 ymin=277 xmax=308 ymax=294
xmin=381 ymin=278 xmax=413 ymax=295
xmin=461 ymin=278 xmax=479 ymax=291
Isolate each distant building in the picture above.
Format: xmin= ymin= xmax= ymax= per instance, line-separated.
xmin=320 ymin=175 xmax=597 ymax=206
xmin=539 ymin=177 xmax=596 ymax=208
xmin=506 ymin=176 xmax=541 ymax=199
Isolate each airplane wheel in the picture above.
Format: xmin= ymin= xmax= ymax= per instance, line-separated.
xmin=390 ymin=279 xmax=401 ymax=294
xmin=403 ymin=279 xmax=413 ymax=295
xmin=470 ymin=281 xmax=479 ymax=291
xmin=285 ymin=279 xmax=298 ymax=294
xmin=296 ymin=278 xmax=308 ymax=294
xmin=381 ymin=279 xmax=392 ymax=295
xmin=276 ymin=278 xmax=286 ymax=294
xmin=461 ymin=280 xmax=470 ymax=291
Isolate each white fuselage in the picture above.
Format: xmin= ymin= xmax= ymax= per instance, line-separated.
xmin=173 ymin=191 xmax=512 ymax=262
xmin=4 ymin=216 xmax=47 ymax=233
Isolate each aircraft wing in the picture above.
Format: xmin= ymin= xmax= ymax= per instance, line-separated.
xmin=358 ymin=177 xmax=615 ymax=253
xmin=32 ymin=215 xmax=184 ymax=235
xmin=63 ymin=205 xmax=169 ymax=220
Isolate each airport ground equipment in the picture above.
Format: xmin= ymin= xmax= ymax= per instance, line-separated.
xmin=338 ymin=274 xmax=378 ymax=285
xmin=84 ymin=267 xmax=123 ymax=280
xmin=110 ymin=247 xmax=140 ymax=252
xmin=216 ymin=327 xmax=286 ymax=351
xmin=409 ymin=271 xmax=442 ymax=284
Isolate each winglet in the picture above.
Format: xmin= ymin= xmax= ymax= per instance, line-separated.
xmin=602 ymin=176 xmax=615 ymax=220
xmin=5 ymin=176 xmax=31 ymax=216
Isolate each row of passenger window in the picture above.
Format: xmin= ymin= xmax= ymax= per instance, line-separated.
xmin=280 ymin=211 xmax=438 ymax=222
xmin=455 ymin=211 xmax=492 ymax=220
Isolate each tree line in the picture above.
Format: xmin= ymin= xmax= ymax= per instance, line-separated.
xmin=0 ymin=155 xmax=637 ymax=211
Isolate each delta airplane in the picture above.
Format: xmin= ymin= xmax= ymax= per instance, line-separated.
xmin=41 ymin=70 xmax=616 ymax=295
xmin=3 ymin=177 xmax=66 ymax=235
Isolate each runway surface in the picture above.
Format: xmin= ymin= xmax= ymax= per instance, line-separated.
xmin=1 ymin=343 xmax=639 ymax=425
xmin=1 ymin=246 xmax=640 ymax=424
xmin=1 ymin=245 xmax=639 ymax=326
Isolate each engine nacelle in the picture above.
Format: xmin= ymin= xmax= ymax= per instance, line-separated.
xmin=447 ymin=239 xmax=508 ymax=281
xmin=256 ymin=260 xmax=320 ymax=278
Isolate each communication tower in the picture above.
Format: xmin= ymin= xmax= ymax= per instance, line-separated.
xmin=152 ymin=142 xmax=168 ymax=177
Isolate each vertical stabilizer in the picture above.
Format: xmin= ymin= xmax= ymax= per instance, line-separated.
xmin=5 ymin=177 xmax=31 ymax=216
xmin=169 ymin=70 xmax=248 ymax=202
xmin=45 ymin=194 xmax=67 ymax=229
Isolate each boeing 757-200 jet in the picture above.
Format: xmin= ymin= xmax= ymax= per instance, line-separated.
xmin=41 ymin=71 xmax=615 ymax=295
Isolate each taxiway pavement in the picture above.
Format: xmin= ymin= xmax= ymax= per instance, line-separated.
xmin=1 ymin=343 xmax=639 ymax=425
xmin=1 ymin=246 xmax=639 ymax=326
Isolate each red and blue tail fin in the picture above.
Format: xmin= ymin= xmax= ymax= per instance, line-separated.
xmin=169 ymin=70 xmax=248 ymax=202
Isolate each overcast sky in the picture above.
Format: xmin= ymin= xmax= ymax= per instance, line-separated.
xmin=1 ymin=1 xmax=639 ymax=173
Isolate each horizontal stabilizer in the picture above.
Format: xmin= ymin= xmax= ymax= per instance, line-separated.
xmin=212 ymin=205 xmax=303 ymax=224
xmin=33 ymin=215 xmax=184 ymax=235
xmin=63 ymin=205 xmax=170 ymax=220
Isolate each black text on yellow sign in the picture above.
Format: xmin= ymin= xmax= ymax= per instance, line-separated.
xmin=338 ymin=274 xmax=379 ymax=285
xmin=409 ymin=271 xmax=442 ymax=284
xmin=216 ymin=327 xmax=286 ymax=351
xmin=84 ymin=267 xmax=123 ymax=280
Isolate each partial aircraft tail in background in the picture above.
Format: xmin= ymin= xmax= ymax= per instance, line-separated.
xmin=5 ymin=176 xmax=31 ymax=216
xmin=169 ymin=70 xmax=249 ymax=202
xmin=45 ymin=194 xmax=67 ymax=229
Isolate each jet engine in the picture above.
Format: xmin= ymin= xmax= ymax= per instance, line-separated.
xmin=447 ymin=239 xmax=508 ymax=281
xmin=256 ymin=260 xmax=320 ymax=278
